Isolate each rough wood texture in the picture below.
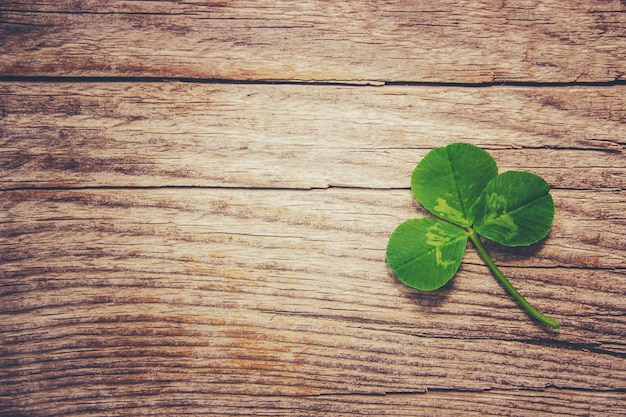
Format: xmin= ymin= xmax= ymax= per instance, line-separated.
xmin=1 ymin=0 xmax=625 ymax=82
xmin=1 ymin=1 xmax=626 ymax=416
xmin=1 ymin=82 xmax=624 ymax=190
xmin=1 ymin=187 xmax=625 ymax=415
xmin=1 ymin=82 xmax=625 ymax=415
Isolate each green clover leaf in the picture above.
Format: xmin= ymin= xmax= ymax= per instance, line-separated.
xmin=387 ymin=143 xmax=560 ymax=328
xmin=387 ymin=218 xmax=467 ymax=291
xmin=475 ymin=171 xmax=554 ymax=247
xmin=411 ymin=142 xmax=498 ymax=227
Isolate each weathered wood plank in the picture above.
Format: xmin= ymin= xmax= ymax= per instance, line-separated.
xmin=1 ymin=82 xmax=624 ymax=190
xmin=1 ymin=0 xmax=625 ymax=82
xmin=2 ymin=1 xmax=625 ymax=414
xmin=1 ymin=188 xmax=624 ymax=414
xmin=0 ymin=390 xmax=624 ymax=416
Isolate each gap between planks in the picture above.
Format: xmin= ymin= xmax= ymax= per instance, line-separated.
xmin=2 ymin=75 xmax=626 ymax=88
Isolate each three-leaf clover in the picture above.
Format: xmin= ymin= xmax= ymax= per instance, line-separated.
xmin=386 ymin=143 xmax=560 ymax=328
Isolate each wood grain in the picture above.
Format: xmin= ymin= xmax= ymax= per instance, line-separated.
xmin=2 ymin=1 xmax=626 ymax=415
xmin=1 ymin=81 xmax=625 ymax=414
xmin=1 ymin=0 xmax=625 ymax=82
xmin=1 ymin=186 xmax=625 ymax=414
xmin=1 ymin=391 xmax=625 ymax=417
xmin=1 ymin=82 xmax=624 ymax=190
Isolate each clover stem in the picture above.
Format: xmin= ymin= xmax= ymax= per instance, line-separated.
xmin=466 ymin=228 xmax=561 ymax=329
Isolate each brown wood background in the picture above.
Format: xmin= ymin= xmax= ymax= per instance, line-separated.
xmin=1 ymin=1 xmax=625 ymax=416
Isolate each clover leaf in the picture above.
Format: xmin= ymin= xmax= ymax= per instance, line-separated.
xmin=411 ymin=142 xmax=497 ymax=227
xmin=387 ymin=218 xmax=467 ymax=291
xmin=474 ymin=171 xmax=554 ymax=247
xmin=387 ymin=143 xmax=561 ymax=329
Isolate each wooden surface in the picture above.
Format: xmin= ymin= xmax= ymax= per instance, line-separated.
xmin=1 ymin=1 xmax=625 ymax=416
xmin=1 ymin=1 xmax=626 ymax=83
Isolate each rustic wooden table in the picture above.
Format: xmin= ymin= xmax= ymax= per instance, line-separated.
xmin=1 ymin=1 xmax=625 ymax=416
